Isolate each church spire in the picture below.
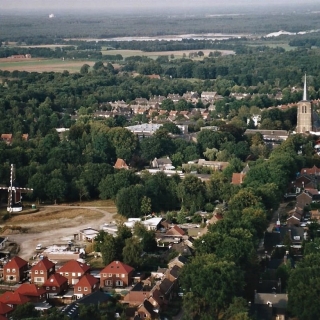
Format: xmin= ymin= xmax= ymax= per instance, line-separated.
xmin=303 ymin=73 xmax=307 ymax=101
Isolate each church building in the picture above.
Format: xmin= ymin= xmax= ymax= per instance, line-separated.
xmin=296 ymin=74 xmax=312 ymax=133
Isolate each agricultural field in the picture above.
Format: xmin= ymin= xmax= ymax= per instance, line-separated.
xmin=0 ymin=58 xmax=96 ymax=73
xmin=101 ymin=48 xmax=235 ymax=59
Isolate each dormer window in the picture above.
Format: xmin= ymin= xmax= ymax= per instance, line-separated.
xmin=35 ymin=270 xmax=38 ymax=274
xmin=40 ymin=270 xmax=44 ymax=274
xmin=12 ymin=269 xmax=16 ymax=273
xmin=6 ymin=269 xmax=10 ymax=273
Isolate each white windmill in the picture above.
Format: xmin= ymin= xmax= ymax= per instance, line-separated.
xmin=0 ymin=164 xmax=33 ymax=213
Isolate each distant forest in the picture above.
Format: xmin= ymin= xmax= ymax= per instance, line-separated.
xmin=1 ymin=11 xmax=320 ymax=42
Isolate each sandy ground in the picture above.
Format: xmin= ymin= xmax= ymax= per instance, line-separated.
xmin=4 ymin=206 xmax=115 ymax=260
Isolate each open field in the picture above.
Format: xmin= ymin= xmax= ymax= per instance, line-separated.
xmin=0 ymin=58 xmax=96 ymax=73
xmin=0 ymin=201 xmax=118 ymax=260
xmin=101 ymin=48 xmax=235 ymax=59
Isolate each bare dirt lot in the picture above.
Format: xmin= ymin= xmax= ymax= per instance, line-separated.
xmin=0 ymin=203 xmax=117 ymax=260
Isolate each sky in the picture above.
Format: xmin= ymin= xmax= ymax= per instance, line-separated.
xmin=1 ymin=0 xmax=319 ymax=12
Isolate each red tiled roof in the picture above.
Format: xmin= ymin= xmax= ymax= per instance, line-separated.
xmin=114 ymin=158 xmax=129 ymax=169
xmin=0 ymin=134 xmax=12 ymax=140
xmin=300 ymin=165 xmax=320 ymax=175
xmin=43 ymin=273 xmax=68 ymax=287
xmin=31 ymin=257 xmax=55 ymax=272
xmin=0 ymin=301 xmax=13 ymax=315
xmin=231 ymin=172 xmax=245 ymax=185
xmin=74 ymin=274 xmax=99 ymax=288
xmin=4 ymin=256 xmax=28 ymax=270
xmin=0 ymin=291 xmax=30 ymax=305
xmin=166 ymin=225 xmax=185 ymax=236
xmin=100 ymin=261 xmax=134 ymax=275
xmin=15 ymin=284 xmax=46 ymax=297
xmin=57 ymin=260 xmax=90 ymax=274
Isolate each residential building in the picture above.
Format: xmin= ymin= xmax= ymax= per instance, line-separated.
xmin=57 ymin=260 xmax=90 ymax=285
xmin=30 ymin=257 xmax=55 ymax=285
xmin=100 ymin=261 xmax=134 ymax=288
xmin=0 ymin=134 xmax=13 ymax=145
xmin=151 ymin=157 xmax=173 ymax=170
xmin=3 ymin=256 xmax=28 ymax=283
xmin=74 ymin=274 xmax=99 ymax=299
xmin=0 ymin=301 xmax=13 ymax=318
xmin=0 ymin=291 xmax=30 ymax=308
xmin=43 ymin=273 xmax=68 ymax=298
xmin=78 ymin=227 xmax=99 ymax=242
xmin=15 ymin=284 xmax=46 ymax=303
xmin=114 ymin=158 xmax=129 ymax=170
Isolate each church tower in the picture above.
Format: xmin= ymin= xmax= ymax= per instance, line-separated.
xmin=296 ymin=74 xmax=312 ymax=133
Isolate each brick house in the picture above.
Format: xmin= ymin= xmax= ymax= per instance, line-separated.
xmin=0 ymin=291 xmax=30 ymax=308
xmin=100 ymin=261 xmax=134 ymax=288
xmin=30 ymin=257 xmax=55 ymax=285
xmin=296 ymin=191 xmax=312 ymax=208
xmin=0 ymin=301 xmax=13 ymax=318
xmin=57 ymin=260 xmax=90 ymax=285
xmin=74 ymin=274 xmax=99 ymax=299
xmin=15 ymin=284 xmax=46 ymax=303
xmin=3 ymin=256 xmax=28 ymax=283
xmin=43 ymin=273 xmax=69 ymax=298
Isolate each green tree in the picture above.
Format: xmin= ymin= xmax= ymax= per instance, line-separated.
xmin=141 ymin=196 xmax=152 ymax=217
xmin=122 ymin=237 xmax=143 ymax=268
xmin=75 ymin=179 xmax=89 ymax=202
xmin=100 ymin=233 xmax=117 ymax=265
xmin=116 ymin=184 xmax=145 ymax=218
xmin=11 ymin=302 xmax=40 ymax=319
xmin=45 ymin=178 xmax=67 ymax=204
xmin=180 ymin=254 xmax=244 ymax=320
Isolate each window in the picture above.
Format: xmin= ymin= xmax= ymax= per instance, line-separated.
xmin=40 ymin=270 xmax=44 ymax=274
xmin=84 ymin=287 xmax=88 ymax=291
xmin=46 ymin=287 xmax=50 ymax=290
xmin=12 ymin=269 xmax=16 ymax=273
xmin=121 ymin=274 xmax=125 ymax=278
xmin=103 ymin=273 xmax=106 ymax=277
xmin=6 ymin=269 xmax=10 ymax=273
xmin=35 ymin=277 xmax=43 ymax=282
xmin=116 ymin=280 xmax=123 ymax=287
xmin=52 ymin=287 xmax=56 ymax=291
xmin=35 ymin=270 xmax=38 ymax=274
xmin=65 ymin=273 xmax=69 ymax=276
xmin=116 ymin=274 xmax=119 ymax=277
xmin=78 ymin=273 xmax=81 ymax=276
xmin=105 ymin=280 xmax=112 ymax=286
xmin=108 ymin=273 xmax=112 ymax=277
xmin=78 ymin=287 xmax=81 ymax=291
xmin=72 ymin=273 xmax=76 ymax=276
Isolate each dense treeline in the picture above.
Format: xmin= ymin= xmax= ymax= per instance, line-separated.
xmin=2 ymin=12 xmax=320 ymax=41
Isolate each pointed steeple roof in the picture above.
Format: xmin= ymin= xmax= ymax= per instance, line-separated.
xmin=303 ymin=73 xmax=308 ymax=101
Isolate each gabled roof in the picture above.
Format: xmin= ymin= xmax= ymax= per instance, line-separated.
xmin=166 ymin=225 xmax=185 ymax=237
xmin=159 ymin=278 xmax=174 ymax=295
xmin=114 ymin=158 xmax=129 ymax=169
xmin=0 ymin=291 xmax=30 ymax=305
xmin=31 ymin=257 xmax=55 ymax=272
xmin=300 ymin=165 xmax=320 ymax=175
xmin=100 ymin=261 xmax=134 ymax=275
xmin=75 ymin=274 xmax=99 ymax=288
xmin=4 ymin=256 xmax=28 ymax=270
xmin=0 ymin=301 xmax=13 ymax=315
xmin=15 ymin=284 xmax=46 ymax=297
xmin=58 ymin=260 xmax=90 ymax=274
xmin=231 ymin=172 xmax=245 ymax=185
xmin=43 ymin=273 xmax=68 ymax=287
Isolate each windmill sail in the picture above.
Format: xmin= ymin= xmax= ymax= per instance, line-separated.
xmin=0 ymin=164 xmax=33 ymax=212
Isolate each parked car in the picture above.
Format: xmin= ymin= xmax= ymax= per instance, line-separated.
xmin=36 ymin=244 xmax=42 ymax=250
